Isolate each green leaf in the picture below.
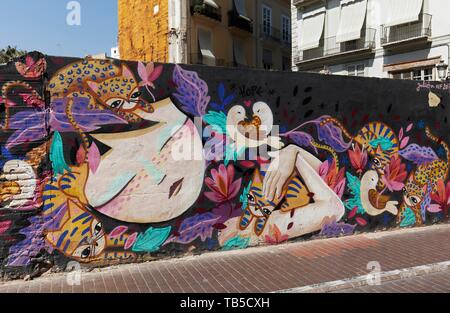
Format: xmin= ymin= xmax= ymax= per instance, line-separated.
xmin=222 ymin=235 xmax=250 ymax=251
xmin=369 ymin=137 xmax=394 ymax=151
xmin=400 ymin=208 xmax=416 ymax=227
xmin=132 ymin=226 xmax=172 ymax=253
xmin=204 ymin=110 xmax=227 ymax=134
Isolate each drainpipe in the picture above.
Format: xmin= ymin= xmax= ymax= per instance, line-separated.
xmin=255 ymin=0 xmax=259 ymax=68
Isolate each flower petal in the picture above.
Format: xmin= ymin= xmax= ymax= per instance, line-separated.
xmin=204 ymin=191 xmax=225 ymax=203
xmin=148 ymin=65 xmax=163 ymax=82
xmin=228 ymin=178 xmax=243 ymax=199
xmin=137 ymin=62 xmax=148 ymax=81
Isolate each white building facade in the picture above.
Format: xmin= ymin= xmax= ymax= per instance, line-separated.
xmin=292 ymin=0 xmax=450 ymax=80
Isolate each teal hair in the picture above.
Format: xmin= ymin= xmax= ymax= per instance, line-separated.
xmin=50 ymin=131 xmax=71 ymax=176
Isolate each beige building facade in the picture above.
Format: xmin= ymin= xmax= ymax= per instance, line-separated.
xmin=119 ymin=0 xmax=292 ymax=70
xmin=292 ymin=0 xmax=450 ymax=81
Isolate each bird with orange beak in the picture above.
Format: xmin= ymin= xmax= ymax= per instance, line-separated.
xmin=226 ymin=102 xmax=284 ymax=151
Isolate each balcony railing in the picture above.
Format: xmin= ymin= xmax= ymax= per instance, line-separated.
xmin=228 ymin=10 xmax=253 ymax=33
xmin=191 ymin=0 xmax=222 ymax=22
xmin=293 ymin=0 xmax=324 ymax=7
xmin=381 ymin=13 xmax=432 ymax=46
xmin=296 ymin=28 xmax=376 ymax=63
xmin=260 ymin=25 xmax=281 ymax=42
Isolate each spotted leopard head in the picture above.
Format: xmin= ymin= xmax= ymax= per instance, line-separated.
xmin=85 ymin=65 xmax=153 ymax=123
xmin=402 ymin=174 xmax=427 ymax=211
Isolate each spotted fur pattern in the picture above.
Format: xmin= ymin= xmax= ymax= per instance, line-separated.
xmin=399 ymin=127 xmax=450 ymax=225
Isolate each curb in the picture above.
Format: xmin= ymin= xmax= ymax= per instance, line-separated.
xmin=274 ymin=260 xmax=450 ymax=293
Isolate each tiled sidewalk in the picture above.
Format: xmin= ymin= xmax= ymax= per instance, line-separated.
xmin=1 ymin=224 xmax=450 ymax=293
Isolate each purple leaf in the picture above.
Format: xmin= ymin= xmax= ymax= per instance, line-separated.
xmin=8 ymin=110 xmax=46 ymax=129
xmin=399 ymin=128 xmax=404 ymax=141
xmin=310 ymin=116 xmax=351 ymax=153
xmin=50 ymin=97 xmax=128 ymax=133
xmin=7 ymin=124 xmax=47 ymax=149
xmin=172 ymin=65 xmax=210 ymax=117
xmin=286 ymin=131 xmax=318 ymax=154
xmin=399 ymin=144 xmax=439 ymax=165
xmin=212 ymin=202 xmax=241 ymax=224
xmin=164 ymin=213 xmax=221 ymax=245
xmin=319 ymin=221 xmax=356 ymax=238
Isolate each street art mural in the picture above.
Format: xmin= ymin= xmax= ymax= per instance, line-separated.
xmin=1 ymin=51 xmax=450 ymax=276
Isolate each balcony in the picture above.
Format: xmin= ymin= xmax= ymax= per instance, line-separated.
xmin=260 ymin=25 xmax=281 ymax=43
xmin=228 ymin=10 xmax=253 ymax=34
xmin=381 ymin=13 xmax=432 ymax=48
xmin=293 ymin=0 xmax=325 ymax=7
xmin=191 ymin=0 xmax=222 ymax=23
xmin=295 ymin=28 xmax=376 ymax=67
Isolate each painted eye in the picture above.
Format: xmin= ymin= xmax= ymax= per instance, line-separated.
xmin=131 ymin=91 xmax=141 ymax=99
xmin=247 ymin=194 xmax=255 ymax=202
xmin=402 ymin=187 xmax=407 ymax=193
xmin=262 ymin=209 xmax=271 ymax=216
xmin=93 ymin=222 xmax=102 ymax=236
xmin=373 ymin=159 xmax=381 ymax=167
xmin=110 ymin=100 xmax=123 ymax=109
xmin=81 ymin=247 xmax=91 ymax=259
xmin=410 ymin=197 xmax=419 ymax=204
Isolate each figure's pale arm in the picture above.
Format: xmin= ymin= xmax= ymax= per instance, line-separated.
xmin=218 ymin=145 xmax=345 ymax=246
xmin=293 ymin=151 xmax=337 ymax=201
xmin=263 ymin=144 xmax=322 ymax=200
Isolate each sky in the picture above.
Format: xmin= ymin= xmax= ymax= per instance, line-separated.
xmin=0 ymin=0 xmax=118 ymax=57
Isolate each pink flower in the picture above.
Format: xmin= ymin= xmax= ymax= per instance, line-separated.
xmin=137 ymin=61 xmax=163 ymax=89
xmin=318 ymin=159 xmax=346 ymax=198
xmin=430 ymin=179 xmax=450 ymax=217
xmin=265 ymin=225 xmax=289 ymax=245
xmin=204 ymin=164 xmax=242 ymax=203
xmin=381 ymin=155 xmax=407 ymax=192
xmin=15 ymin=55 xmax=46 ymax=79
xmin=348 ymin=144 xmax=367 ymax=174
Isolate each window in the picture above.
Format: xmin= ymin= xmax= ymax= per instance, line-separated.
xmin=234 ymin=0 xmax=250 ymax=20
xmin=233 ymin=38 xmax=247 ymax=67
xmin=263 ymin=49 xmax=273 ymax=70
xmin=423 ymin=68 xmax=433 ymax=81
xmin=391 ymin=67 xmax=434 ymax=81
xmin=198 ymin=28 xmax=216 ymax=66
xmin=347 ymin=64 xmax=365 ymax=77
xmin=282 ymin=15 xmax=291 ymax=43
xmin=262 ymin=5 xmax=272 ymax=35
xmin=282 ymin=56 xmax=291 ymax=71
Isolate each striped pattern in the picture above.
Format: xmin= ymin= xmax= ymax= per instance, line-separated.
xmin=239 ymin=169 xmax=313 ymax=236
xmin=356 ymin=122 xmax=399 ymax=168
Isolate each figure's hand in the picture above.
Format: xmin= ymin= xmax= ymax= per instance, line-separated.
xmin=263 ymin=145 xmax=299 ymax=201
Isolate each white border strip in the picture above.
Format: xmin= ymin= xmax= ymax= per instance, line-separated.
xmin=275 ymin=261 xmax=450 ymax=293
